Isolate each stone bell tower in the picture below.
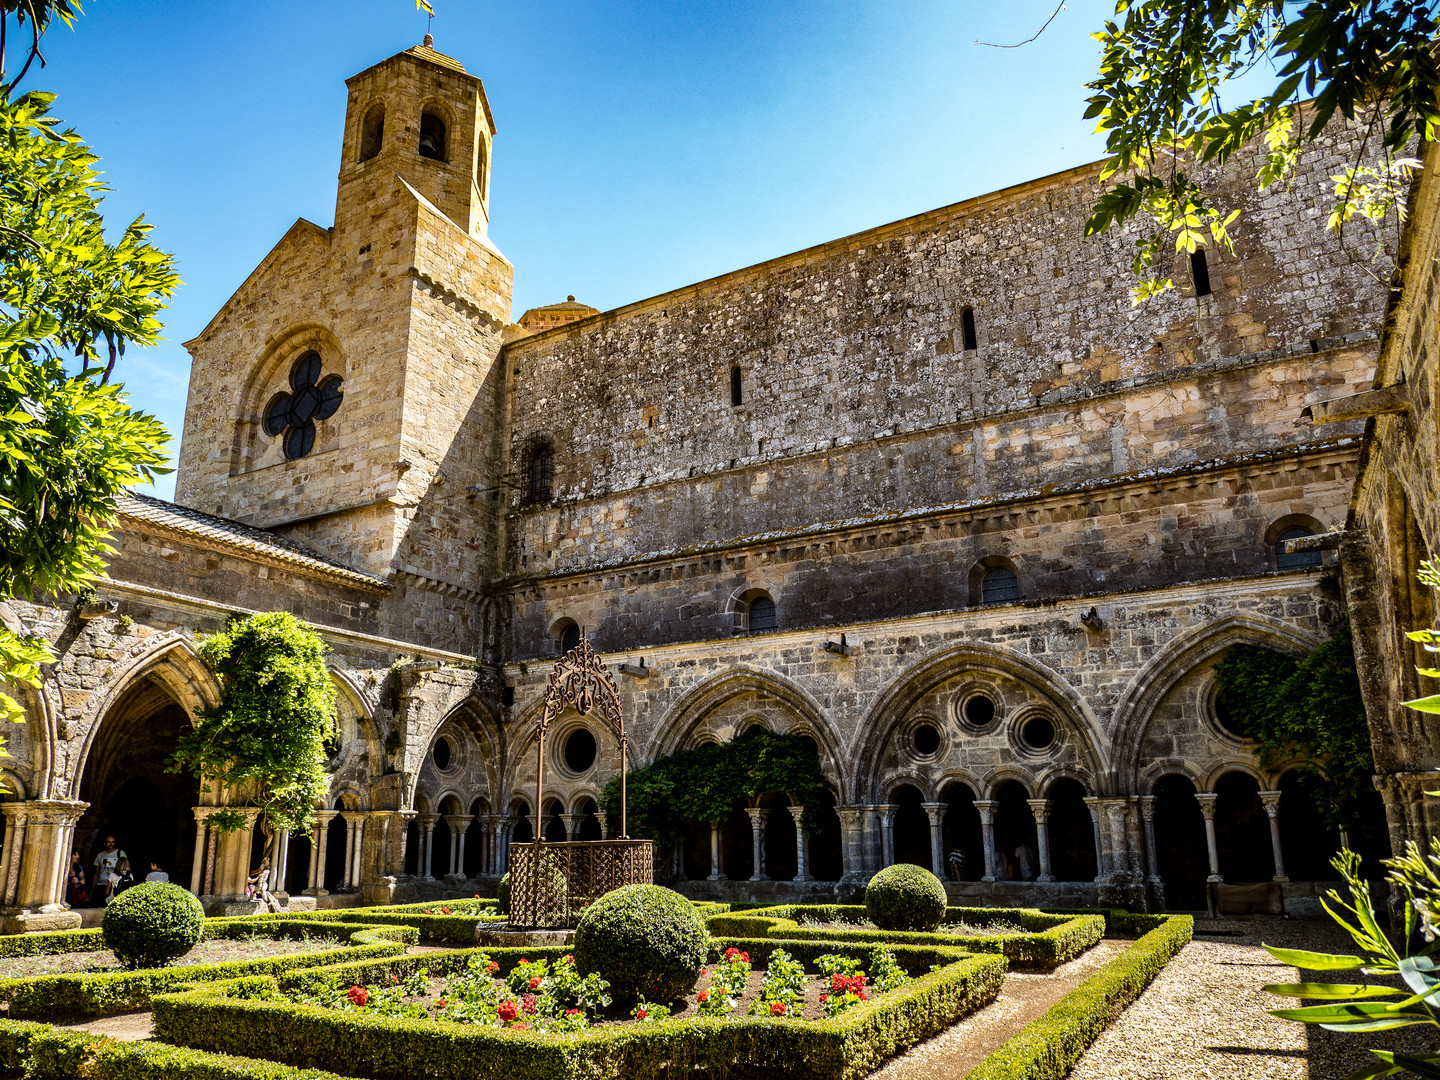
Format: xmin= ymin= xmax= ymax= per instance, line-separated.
xmin=175 ymin=40 xmax=513 ymax=633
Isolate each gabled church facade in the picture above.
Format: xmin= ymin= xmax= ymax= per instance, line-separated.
xmin=1 ymin=39 xmax=1433 ymax=929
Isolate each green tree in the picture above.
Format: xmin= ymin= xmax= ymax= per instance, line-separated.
xmin=169 ymin=613 xmax=335 ymax=844
xmin=0 ymin=2 xmax=177 ymax=727
xmin=1082 ymin=0 xmax=1440 ymax=301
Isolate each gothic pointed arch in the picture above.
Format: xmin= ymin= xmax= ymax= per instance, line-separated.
xmin=407 ymin=694 xmax=504 ymax=811
xmin=650 ymin=666 xmax=844 ymax=796
xmin=853 ymin=640 xmax=1107 ymax=803
xmin=1108 ymin=614 xmax=1322 ymax=792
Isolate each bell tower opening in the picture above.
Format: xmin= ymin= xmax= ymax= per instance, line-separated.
xmin=360 ymin=104 xmax=384 ymax=161
xmin=419 ymin=109 xmax=447 ymax=161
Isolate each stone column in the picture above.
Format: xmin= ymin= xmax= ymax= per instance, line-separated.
xmin=271 ymin=830 xmax=290 ymax=898
xmin=975 ymin=800 xmax=998 ymax=882
xmin=1101 ymin=799 xmax=1136 ymax=881
xmin=338 ymin=813 xmax=357 ymax=890
xmin=9 ymin=802 xmax=87 ymax=925
xmin=1138 ymin=796 xmax=1161 ymax=884
xmin=561 ymin=813 xmax=582 ymax=841
xmin=1194 ymin=793 xmax=1222 ymax=881
xmin=1027 ymin=799 xmax=1054 ymax=882
xmin=708 ymin=823 xmax=725 ymax=881
xmin=443 ymin=815 xmax=467 ymax=875
xmin=837 ymin=805 xmax=868 ymax=882
xmin=209 ymin=807 xmax=262 ymax=904
xmin=1259 ymin=790 xmax=1288 ymax=882
xmin=788 ymin=805 xmax=812 ymax=882
xmin=416 ymin=815 xmax=436 ymax=877
xmin=349 ymin=814 xmax=366 ymax=889
xmin=595 ymin=812 xmax=609 ymax=842
xmin=455 ymin=823 xmax=467 ymax=876
xmin=921 ymin=802 xmax=947 ymax=879
xmin=745 ymin=807 xmax=770 ymax=881
xmin=307 ymin=811 xmax=335 ymax=896
xmin=1083 ymin=796 xmax=1106 ymax=880
xmin=0 ymin=804 xmax=27 ymax=907
xmin=497 ymin=819 xmax=513 ymax=873
xmin=188 ymin=807 xmax=209 ymax=896
xmin=877 ymin=804 xmax=897 ymax=868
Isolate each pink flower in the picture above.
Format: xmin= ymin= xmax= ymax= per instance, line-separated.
xmin=522 ymin=993 xmax=538 ymax=1015
xmin=512 ymin=1022 xmax=528 ymax=1031
xmin=498 ymin=1000 xmax=519 ymax=1023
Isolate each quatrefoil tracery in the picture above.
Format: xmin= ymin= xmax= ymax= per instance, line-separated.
xmin=263 ymin=351 xmax=344 ymax=460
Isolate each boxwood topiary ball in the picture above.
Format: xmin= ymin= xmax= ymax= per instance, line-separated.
xmin=496 ymin=872 xmax=510 ymax=916
xmin=865 ymin=863 xmax=948 ymax=932
xmin=102 ymin=881 xmax=205 ymax=969
xmin=573 ymin=883 xmax=707 ymax=1002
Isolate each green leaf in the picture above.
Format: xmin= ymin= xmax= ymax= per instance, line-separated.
xmin=1262 ymin=982 xmax=1401 ymax=1000
xmin=1264 ymin=944 xmax=1365 ymax=970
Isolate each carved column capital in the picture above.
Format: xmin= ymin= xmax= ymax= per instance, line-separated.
xmin=1259 ymin=790 xmax=1283 ymax=817
xmin=875 ymin=803 xmax=898 ymax=828
xmin=1025 ymin=798 xmax=1050 ymax=823
xmin=1138 ymin=795 xmax=1157 ymax=823
xmin=974 ymin=800 xmax=998 ymax=825
xmin=1193 ymin=793 xmax=1219 ymax=821
xmin=921 ymin=801 xmax=946 ymax=826
xmin=744 ymin=807 xmax=771 ymax=826
xmin=787 ymin=804 xmax=806 ymax=826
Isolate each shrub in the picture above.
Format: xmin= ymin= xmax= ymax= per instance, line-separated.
xmin=102 ymin=883 xmax=205 ymax=969
xmin=865 ymin=865 xmax=946 ymax=932
xmin=497 ymin=872 xmax=509 ymax=916
xmin=572 ymin=884 xmax=707 ymax=1002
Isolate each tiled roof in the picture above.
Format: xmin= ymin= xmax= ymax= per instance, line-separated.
xmin=403 ymin=44 xmax=468 ymax=75
xmin=117 ymin=493 xmax=389 ymax=589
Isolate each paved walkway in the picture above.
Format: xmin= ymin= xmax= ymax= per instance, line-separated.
xmin=873 ymin=938 xmax=1129 ymax=1080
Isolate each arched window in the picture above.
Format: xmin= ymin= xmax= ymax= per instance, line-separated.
xmin=360 ymin=104 xmax=384 ymax=162
xmin=961 ymin=307 xmax=978 ymax=351
xmin=559 ymin=622 xmax=581 ymax=654
xmin=527 ymin=443 xmax=553 ymax=502
xmin=730 ymin=366 xmax=743 ymax=407
xmin=476 ymin=139 xmax=488 ymax=195
xmin=746 ymin=594 xmax=777 ymax=633
xmin=1275 ymin=526 xmax=1322 ymax=569
xmin=981 ymin=565 xmax=1019 ymax=604
xmin=419 ymin=109 xmax=447 ymax=161
xmin=1191 ymin=248 xmax=1212 ymax=297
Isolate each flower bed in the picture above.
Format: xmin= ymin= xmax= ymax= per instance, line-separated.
xmin=0 ymin=931 xmax=343 ymax=979
xmin=965 ymin=913 xmax=1195 ymax=1080
xmin=0 ymin=920 xmax=414 ymax=1019
xmin=705 ymin=905 xmax=1104 ymax=971
xmin=151 ymin=939 xmax=1006 ymax=1080
xmin=264 ymin=898 xmax=506 ymax=945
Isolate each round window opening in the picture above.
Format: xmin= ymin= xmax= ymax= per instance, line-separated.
xmin=912 ymin=723 xmax=942 ymax=756
xmin=564 ymin=728 xmax=597 ymax=773
xmin=965 ymin=694 xmax=996 ymax=728
xmin=1213 ymin=694 xmax=1247 ymax=739
xmin=1021 ymin=717 xmax=1055 ymax=752
xmin=432 ymin=737 xmax=451 ymax=770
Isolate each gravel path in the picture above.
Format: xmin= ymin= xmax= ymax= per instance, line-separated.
xmin=54 ymin=1012 xmax=153 ymax=1041
xmin=1068 ymin=918 xmax=1435 ymax=1080
xmin=872 ymin=939 xmax=1130 ymax=1080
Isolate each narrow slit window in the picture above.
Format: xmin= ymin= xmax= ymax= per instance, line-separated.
xmin=528 ymin=443 xmax=553 ymax=502
xmin=1191 ymin=249 xmax=1212 ymax=297
xmin=730 ymin=366 xmax=743 ymax=407
xmin=961 ymin=307 xmax=978 ymax=351
xmin=746 ymin=595 xmax=777 ymax=633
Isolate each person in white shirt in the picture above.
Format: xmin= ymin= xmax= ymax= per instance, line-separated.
xmin=144 ymin=861 xmax=169 ymax=883
xmin=90 ymin=836 xmax=126 ymax=905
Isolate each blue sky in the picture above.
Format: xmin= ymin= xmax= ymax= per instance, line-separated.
xmin=33 ymin=0 xmax=1129 ymax=500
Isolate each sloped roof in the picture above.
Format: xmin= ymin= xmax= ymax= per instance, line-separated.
xmin=117 ymin=492 xmax=388 ymax=590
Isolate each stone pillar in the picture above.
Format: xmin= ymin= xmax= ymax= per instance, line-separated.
xmin=837 ymin=805 xmax=868 ymax=882
xmin=416 ymin=814 xmax=437 ymax=878
xmin=921 ymin=802 xmax=947 ymax=879
xmin=188 ymin=807 xmax=209 ymax=896
xmin=443 ymin=815 xmax=467 ymax=875
xmin=1259 ymin=790 xmax=1288 ymax=882
xmin=1194 ymin=793 xmax=1222 ymax=882
xmin=2 ymin=801 xmax=89 ymax=930
xmin=745 ymin=807 xmax=770 ymax=881
xmin=271 ymin=830 xmax=290 ymax=898
xmin=595 ymin=812 xmax=609 ymax=842
xmin=0 ymin=804 xmax=27 ymax=907
xmin=708 ymin=823 xmax=725 ymax=881
xmin=788 ymin=804 xmax=812 ymax=882
xmin=561 ymin=813 xmax=582 ymax=841
xmin=307 ymin=811 xmax=335 ymax=896
xmin=1083 ymin=796 xmax=1106 ymax=881
xmin=339 ymin=813 xmax=357 ymax=890
xmin=456 ymin=824 xmax=467 ymax=876
xmin=877 ymin=804 xmax=897 ymax=868
xmin=975 ymin=800 xmax=998 ymax=882
xmin=1101 ymin=799 xmax=1137 ymax=881
xmin=1138 ymin=796 xmax=1161 ymax=884
xmin=349 ymin=813 xmax=366 ymax=889
xmin=207 ymin=807 xmax=262 ymax=906
xmin=498 ymin=819 xmax=513 ymax=873
xmin=1027 ymin=799 xmax=1054 ymax=882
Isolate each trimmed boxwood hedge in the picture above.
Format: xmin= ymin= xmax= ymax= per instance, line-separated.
xmin=0 ymin=1018 xmax=361 ymax=1079
xmin=965 ymin=914 xmax=1194 ymax=1080
xmin=706 ymin=905 xmax=1104 ymax=971
xmin=0 ymin=921 xmax=414 ymax=1019
xmin=152 ymin=939 xmax=1006 ymax=1080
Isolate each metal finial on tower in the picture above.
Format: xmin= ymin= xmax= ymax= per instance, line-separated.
xmin=423 ymin=32 xmax=433 ymax=47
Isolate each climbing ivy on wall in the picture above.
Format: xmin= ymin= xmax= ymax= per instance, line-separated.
xmin=1213 ymin=623 xmax=1375 ymax=832
xmin=169 ymin=612 xmax=335 ymax=838
xmin=600 ymin=730 xmax=831 ymax=844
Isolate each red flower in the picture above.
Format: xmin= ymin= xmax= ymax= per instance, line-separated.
xmin=474 ymin=893 xmax=481 ymax=899
xmin=697 ymin=990 xmax=709 ymax=1003
xmin=512 ymin=1022 xmax=528 ymax=1031
xmin=522 ymin=994 xmax=538 ymax=1015
xmin=565 ymin=1008 xmax=579 ymax=1016
xmin=498 ymin=1000 xmax=519 ymax=1023
xmin=724 ymin=948 xmax=739 ymax=960
xmin=390 ymin=975 xmax=399 ymax=984
xmin=636 ymin=1008 xmax=648 ymax=1020
xmin=485 ymin=961 xmax=500 ymax=975
xmin=346 ymin=986 xmax=368 ymax=1007
xmin=442 ymin=906 xmax=452 ymax=914
xmin=529 ymin=976 xmax=542 ymax=991
xmin=819 ymin=995 xmax=828 ymax=1002
xmin=770 ymin=1001 xmax=786 ymax=1016
xmin=436 ymin=998 xmax=447 ymax=1008
xmin=740 ymin=952 xmax=750 ymax=963
xmin=520 ymin=958 xmax=529 ymax=964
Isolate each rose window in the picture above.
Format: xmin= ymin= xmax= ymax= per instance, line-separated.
xmin=263 ymin=351 xmax=343 ymax=460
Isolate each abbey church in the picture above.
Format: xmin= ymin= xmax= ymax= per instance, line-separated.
xmin=2 ymin=38 xmax=1438 ymax=928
